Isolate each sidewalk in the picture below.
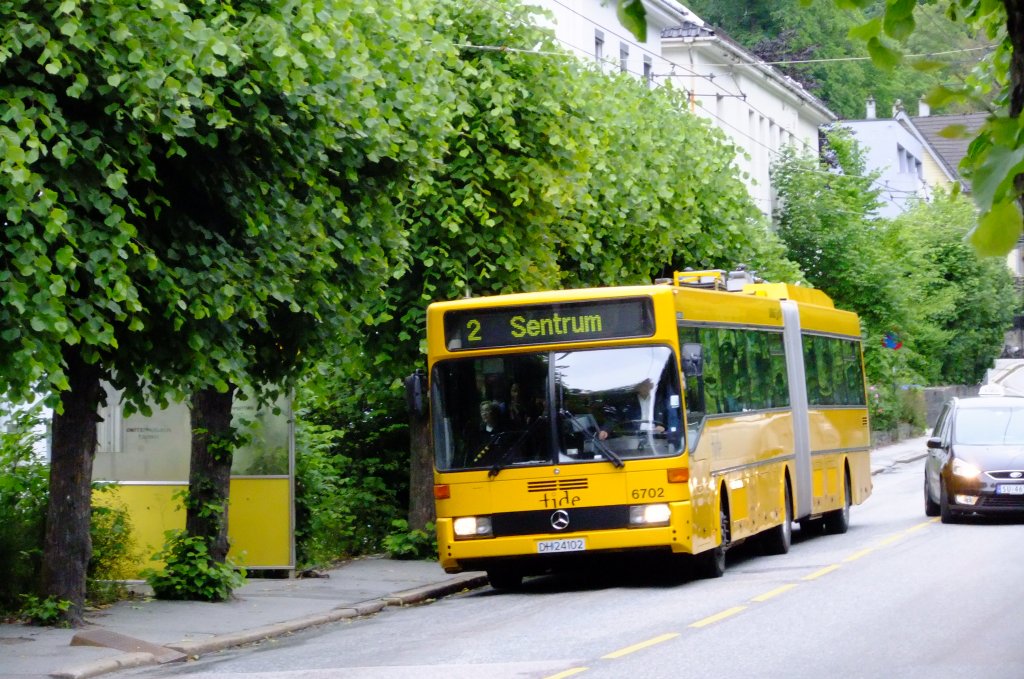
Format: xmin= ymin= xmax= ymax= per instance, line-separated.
xmin=0 ymin=437 xmax=929 ymax=679
xmin=1 ymin=557 xmax=487 ymax=679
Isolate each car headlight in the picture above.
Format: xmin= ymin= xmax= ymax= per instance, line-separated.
xmin=951 ymin=458 xmax=981 ymax=479
xmin=453 ymin=516 xmax=493 ymax=539
xmin=629 ymin=503 xmax=671 ymax=527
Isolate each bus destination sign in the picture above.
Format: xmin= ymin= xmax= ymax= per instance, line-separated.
xmin=443 ymin=297 xmax=655 ymax=351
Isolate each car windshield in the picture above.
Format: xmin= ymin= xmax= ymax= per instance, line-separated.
xmin=954 ymin=406 xmax=1024 ymax=445
xmin=431 ymin=346 xmax=684 ymax=472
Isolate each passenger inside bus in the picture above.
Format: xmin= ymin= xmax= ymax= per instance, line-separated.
xmin=462 ymin=401 xmax=506 ymax=465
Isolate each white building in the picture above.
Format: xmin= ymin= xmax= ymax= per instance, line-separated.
xmin=659 ymin=21 xmax=835 ymax=216
xmin=527 ymin=0 xmax=836 ymax=216
xmin=842 ymin=99 xmax=965 ymax=219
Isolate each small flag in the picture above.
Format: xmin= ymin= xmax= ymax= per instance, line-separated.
xmin=882 ymin=332 xmax=903 ymax=350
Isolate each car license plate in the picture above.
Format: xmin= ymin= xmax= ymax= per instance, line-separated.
xmin=536 ymin=538 xmax=586 ymax=554
xmin=997 ymin=484 xmax=1024 ymax=495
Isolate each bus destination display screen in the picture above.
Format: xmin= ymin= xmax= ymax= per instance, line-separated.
xmin=443 ymin=297 xmax=655 ymax=351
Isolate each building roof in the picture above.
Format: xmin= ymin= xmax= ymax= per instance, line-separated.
xmin=661 ymin=22 xmax=715 ymax=40
xmin=909 ymin=112 xmax=988 ymax=187
xmin=660 ymin=21 xmax=836 ymax=123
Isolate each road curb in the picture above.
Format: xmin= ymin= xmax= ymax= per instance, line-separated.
xmin=50 ymin=651 xmax=156 ymax=679
xmin=871 ymin=449 xmax=926 ymax=475
xmin=50 ymin=573 xmax=488 ymax=679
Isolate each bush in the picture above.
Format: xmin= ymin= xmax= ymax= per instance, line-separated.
xmin=0 ymin=405 xmax=49 ymax=615
xmin=294 ymin=419 xmax=405 ymax=567
xmin=88 ymin=490 xmax=140 ymax=605
xmin=18 ymin=595 xmax=70 ymax=627
xmin=143 ymin=530 xmax=246 ymax=602
xmin=383 ymin=519 xmax=437 ymax=560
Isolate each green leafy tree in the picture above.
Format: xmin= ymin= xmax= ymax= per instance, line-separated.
xmin=887 ymin=192 xmax=1016 ymax=384
xmin=826 ymin=0 xmax=1024 ymax=255
xmin=305 ymin=0 xmax=798 ymax=533
xmin=1 ymin=0 xmax=456 ymax=622
xmin=772 ymin=127 xmax=912 ymax=385
xmin=686 ymin=0 xmax=986 ymax=119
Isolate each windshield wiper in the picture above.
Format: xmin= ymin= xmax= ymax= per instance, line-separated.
xmin=487 ymin=418 xmax=549 ymax=478
xmin=559 ymin=408 xmax=624 ymax=468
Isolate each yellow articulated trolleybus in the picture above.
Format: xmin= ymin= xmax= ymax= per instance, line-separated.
xmin=424 ymin=269 xmax=871 ymax=589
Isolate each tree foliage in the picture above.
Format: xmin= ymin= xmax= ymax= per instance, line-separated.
xmin=685 ymin=0 xmax=987 ymax=119
xmin=773 ymin=130 xmax=1014 ymax=389
xmin=1 ymin=0 xmax=458 ymax=622
xmin=298 ymin=0 xmax=800 ymax=533
xmin=823 ymin=0 xmax=1024 ymax=255
xmin=887 ymin=191 xmax=1017 ymax=384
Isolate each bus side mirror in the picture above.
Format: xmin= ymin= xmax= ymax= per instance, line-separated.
xmin=405 ymin=369 xmax=426 ymax=418
xmin=682 ymin=343 xmax=703 ymax=378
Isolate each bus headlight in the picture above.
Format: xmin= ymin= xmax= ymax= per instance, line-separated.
xmin=453 ymin=516 xmax=493 ymax=539
xmin=629 ymin=503 xmax=671 ymax=527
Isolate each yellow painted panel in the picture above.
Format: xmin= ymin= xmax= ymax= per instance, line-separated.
xmin=92 ymin=478 xmax=292 ymax=577
xmin=228 ymin=478 xmax=292 ymax=567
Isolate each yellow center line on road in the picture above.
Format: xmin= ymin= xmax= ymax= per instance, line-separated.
xmin=689 ymin=605 xmax=747 ymax=628
xmin=601 ymin=633 xmax=680 ymax=659
xmin=563 ymin=518 xmax=940 ymax=677
xmin=843 ymin=547 xmax=876 ymax=562
xmin=905 ymin=519 xmax=938 ymax=533
xmin=544 ymin=668 xmax=589 ymax=679
xmin=750 ymin=583 xmax=797 ymax=602
xmin=874 ymin=534 xmax=904 ymax=547
xmin=802 ymin=564 xmax=841 ymax=580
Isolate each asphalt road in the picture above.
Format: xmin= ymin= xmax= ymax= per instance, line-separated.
xmin=123 ymin=456 xmax=1024 ymax=679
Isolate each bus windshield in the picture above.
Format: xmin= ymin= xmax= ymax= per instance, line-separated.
xmin=431 ymin=346 xmax=683 ymax=472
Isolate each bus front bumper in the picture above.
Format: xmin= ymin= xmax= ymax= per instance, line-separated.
xmin=436 ymin=501 xmax=695 ymax=573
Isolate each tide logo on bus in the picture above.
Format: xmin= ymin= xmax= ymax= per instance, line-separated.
xmin=539 ymin=490 xmax=581 ymax=508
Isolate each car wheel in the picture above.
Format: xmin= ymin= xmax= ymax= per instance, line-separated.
xmin=939 ymin=481 xmax=960 ymax=524
xmin=924 ymin=477 xmax=940 ymax=517
xmin=762 ymin=483 xmax=792 ymax=556
xmin=823 ymin=473 xmax=851 ymax=534
xmin=486 ymin=566 xmax=524 ymax=591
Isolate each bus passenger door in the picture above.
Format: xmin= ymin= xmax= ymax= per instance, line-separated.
xmin=681 ymin=340 xmax=715 ymax=551
xmin=781 ymin=300 xmax=812 ymax=520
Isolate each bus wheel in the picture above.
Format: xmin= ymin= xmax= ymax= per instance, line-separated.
xmin=823 ymin=473 xmax=851 ymax=534
xmin=762 ymin=483 xmax=792 ymax=555
xmin=486 ymin=566 xmax=524 ymax=591
xmin=696 ymin=501 xmax=729 ymax=578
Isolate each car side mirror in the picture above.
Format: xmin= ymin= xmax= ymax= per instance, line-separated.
xmin=926 ymin=436 xmax=943 ymax=449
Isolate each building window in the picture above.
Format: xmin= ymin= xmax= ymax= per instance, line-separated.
xmin=643 ymin=56 xmax=653 ymax=85
xmin=594 ymin=30 xmax=604 ymax=63
xmin=619 ymin=43 xmax=629 ymax=73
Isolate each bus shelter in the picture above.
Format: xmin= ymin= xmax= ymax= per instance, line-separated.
xmin=92 ymin=385 xmax=294 ymax=576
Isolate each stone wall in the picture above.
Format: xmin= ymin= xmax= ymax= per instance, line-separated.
xmin=922 ymin=385 xmax=979 ymax=429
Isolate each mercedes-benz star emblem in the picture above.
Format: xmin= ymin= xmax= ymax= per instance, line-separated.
xmin=550 ymin=509 xmax=570 ymax=531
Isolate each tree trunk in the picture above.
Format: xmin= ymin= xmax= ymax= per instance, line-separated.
xmin=407 ymin=414 xmax=435 ymax=531
xmin=1006 ymin=0 xmax=1024 ymax=205
xmin=41 ymin=347 xmax=102 ymax=627
xmin=1007 ymin=0 xmax=1024 ymax=118
xmin=186 ymin=386 xmax=236 ymax=563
